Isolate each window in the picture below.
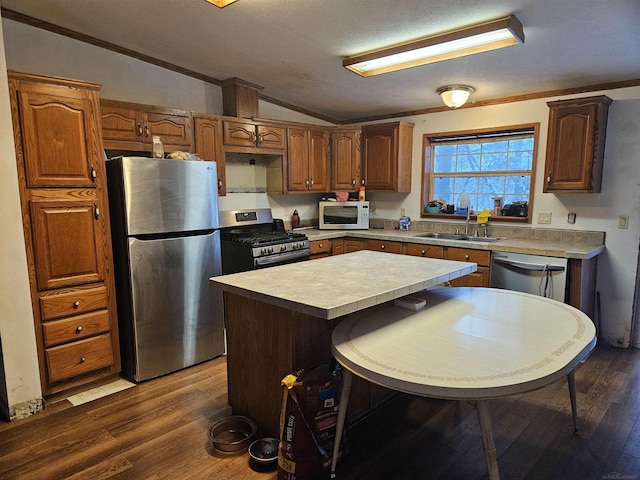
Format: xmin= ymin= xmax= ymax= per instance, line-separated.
xmin=421 ymin=124 xmax=539 ymax=221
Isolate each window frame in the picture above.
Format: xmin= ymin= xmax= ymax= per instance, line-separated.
xmin=421 ymin=123 xmax=540 ymax=223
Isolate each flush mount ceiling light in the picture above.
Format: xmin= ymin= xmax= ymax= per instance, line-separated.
xmin=205 ymin=0 xmax=238 ymax=7
xmin=437 ymin=85 xmax=475 ymax=109
xmin=343 ymin=15 xmax=524 ymax=77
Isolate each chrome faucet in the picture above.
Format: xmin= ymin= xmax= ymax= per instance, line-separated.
xmin=477 ymin=223 xmax=488 ymax=238
xmin=464 ymin=207 xmax=471 ymax=235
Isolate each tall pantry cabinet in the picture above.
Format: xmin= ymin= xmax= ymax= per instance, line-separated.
xmin=8 ymin=71 xmax=120 ymax=396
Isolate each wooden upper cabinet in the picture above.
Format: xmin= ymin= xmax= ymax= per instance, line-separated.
xmin=361 ymin=121 xmax=413 ymax=192
xmin=543 ymin=95 xmax=612 ymax=193
xmin=223 ymin=119 xmax=286 ymax=152
xmin=193 ymin=114 xmax=226 ymax=196
xmin=100 ymin=99 xmax=193 ymax=152
xmin=286 ymin=127 xmax=328 ymax=192
xmin=29 ymin=194 xmax=107 ymax=290
xmin=330 ymin=127 xmax=361 ymax=191
xmin=17 ymin=87 xmax=98 ymax=188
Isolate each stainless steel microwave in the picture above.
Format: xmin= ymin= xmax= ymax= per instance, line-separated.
xmin=319 ymin=201 xmax=369 ymax=229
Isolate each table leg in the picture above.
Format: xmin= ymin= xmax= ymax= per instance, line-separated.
xmin=567 ymin=371 xmax=579 ymax=435
xmin=476 ymin=400 xmax=500 ymax=480
xmin=331 ymin=369 xmax=353 ymax=479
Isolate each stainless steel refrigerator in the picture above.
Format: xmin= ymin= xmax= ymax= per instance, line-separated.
xmin=106 ymin=156 xmax=225 ymax=382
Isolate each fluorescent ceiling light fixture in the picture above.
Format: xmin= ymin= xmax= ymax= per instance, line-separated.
xmin=205 ymin=0 xmax=238 ymax=7
xmin=344 ymin=15 xmax=524 ymax=77
xmin=438 ymin=85 xmax=475 ymax=109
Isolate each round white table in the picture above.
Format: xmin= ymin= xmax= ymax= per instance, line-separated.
xmin=330 ymin=287 xmax=597 ymax=480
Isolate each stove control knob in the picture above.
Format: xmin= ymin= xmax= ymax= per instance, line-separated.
xmin=281 ymin=244 xmax=287 ymax=252
xmin=261 ymin=247 xmax=267 ymax=254
xmin=269 ymin=246 xmax=274 ymax=253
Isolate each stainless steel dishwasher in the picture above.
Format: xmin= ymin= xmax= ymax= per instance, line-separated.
xmin=490 ymin=252 xmax=568 ymax=302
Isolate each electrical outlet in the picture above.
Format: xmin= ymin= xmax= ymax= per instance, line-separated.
xmin=618 ymin=215 xmax=629 ymax=229
xmin=538 ymin=212 xmax=552 ymax=224
xmin=400 ymin=207 xmax=406 ymax=217
xmin=567 ymin=212 xmax=576 ymax=224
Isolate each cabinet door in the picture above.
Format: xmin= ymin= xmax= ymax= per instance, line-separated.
xmin=308 ymin=129 xmax=328 ymax=191
xmin=331 ymin=129 xmax=361 ymax=190
xmin=19 ymin=89 xmax=98 ymax=188
xmin=363 ymin=125 xmax=395 ymax=190
xmin=194 ymin=115 xmax=226 ymax=195
xmin=362 ymin=122 xmax=413 ymax=192
xmin=224 ymin=120 xmax=257 ymax=147
xmin=30 ymin=195 xmax=107 ymax=290
xmin=146 ymin=110 xmax=193 ymax=150
xmin=100 ymin=100 xmax=144 ymax=144
xmin=287 ymin=128 xmax=310 ymax=191
xmin=543 ymin=96 xmax=611 ymax=193
xmin=257 ymin=124 xmax=286 ymax=150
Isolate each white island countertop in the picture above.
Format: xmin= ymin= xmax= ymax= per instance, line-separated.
xmin=211 ymin=250 xmax=476 ymax=320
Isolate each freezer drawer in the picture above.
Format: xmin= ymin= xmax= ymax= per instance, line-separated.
xmin=490 ymin=252 xmax=568 ymax=303
xmin=121 ymin=231 xmax=224 ymax=381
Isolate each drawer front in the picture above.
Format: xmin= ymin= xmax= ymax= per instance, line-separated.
xmin=449 ymin=266 xmax=491 ymax=287
xmin=405 ymin=243 xmax=444 ymax=258
xmin=40 ymin=285 xmax=108 ymax=321
xmin=366 ymin=239 xmax=403 ymax=254
xmin=445 ymin=248 xmax=490 ymax=266
xmin=309 ymin=240 xmax=332 ymax=255
xmin=46 ymin=334 xmax=114 ymax=382
xmin=42 ymin=310 xmax=110 ymax=347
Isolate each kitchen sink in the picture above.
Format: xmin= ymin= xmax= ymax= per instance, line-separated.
xmin=414 ymin=232 xmax=505 ymax=243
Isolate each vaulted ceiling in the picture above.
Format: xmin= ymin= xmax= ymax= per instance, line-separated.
xmin=2 ymin=0 xmax=639 ymax=124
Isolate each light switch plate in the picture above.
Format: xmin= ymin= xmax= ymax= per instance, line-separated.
xmin=538 ymin=212 xmax=552 ymax=224
xmin=618 ymin=215 xmax=629 ymax=229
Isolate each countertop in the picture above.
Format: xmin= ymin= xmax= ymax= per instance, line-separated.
xmin=211 ymin=250 xmax=476 ymax=320
xmin=300 ymin=228 xmax=605 ymax=259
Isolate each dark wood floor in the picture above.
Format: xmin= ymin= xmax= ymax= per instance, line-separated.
xmin=1 ymin=343 xmax=640 ymax=479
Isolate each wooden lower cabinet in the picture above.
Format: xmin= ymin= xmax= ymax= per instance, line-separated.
xmin=405 ymin=243 xmax=444 ymax=259
xmin=309 ymin=239 xmax=332 ymax=259
xmin=366 ymin=239 xmax=403 ymax=254
xmin=445 ymin=247 xmax=491 ymax=287
xmin=45 ymin=334 xmax=115 ymax=383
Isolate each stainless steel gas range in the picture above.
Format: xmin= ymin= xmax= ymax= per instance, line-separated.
xmin=219 ymin=208 xmax=310 ymax=274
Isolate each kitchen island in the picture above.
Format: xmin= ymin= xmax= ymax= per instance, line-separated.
xmin=211 ymin=250 xmax=476 ymax=436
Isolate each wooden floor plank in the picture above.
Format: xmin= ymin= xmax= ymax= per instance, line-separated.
xmin=1 ymin=345 xmax=640 ymax=479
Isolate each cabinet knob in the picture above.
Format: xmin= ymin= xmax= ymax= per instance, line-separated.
xmin=381 ymin=245 xmax=385 ymax=249
xmin=80 ymin=357 xmax=86 ymax=363
xmin=465 ymin=254 xmax=470 ymax=260
xmin=76 ymin=326 xmax=83 ymax=333
xmin=352 ymin=178 xmax=356 ymax=186
xmin=73 ymin=301 xmax=81 ymax=308
xmin=319 ymin=243 xmax=323 ymax=248
xmin=310 ymin=178 xmax=314 ymax=187
xmin=145 ymin=125 xmax=150 ymax=138
xmin=218 ymin=178 xmax=223 ymax=189
xmin=547 ymin=172 xmax=552 ymax=184
xmin=137 ymin=123 xmax=143 ymax=137
xmin=94 ymin=203 xmax=100 ymax=220
xmin=90 ymin=165 xmax=97 ymax=181
xmin=421 ymin=250 xmax=426 ymax=255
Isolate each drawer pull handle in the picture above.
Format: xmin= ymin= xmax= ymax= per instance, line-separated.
xmin=80 ymin=357 xmax=86 ymax=363
xmin=137 ymin=123 xmax=143 ymax=137
xmin=76 ymin=326 xmax=83 ymax=333
xmin=73 ymin=301 xmax=81 ymax=308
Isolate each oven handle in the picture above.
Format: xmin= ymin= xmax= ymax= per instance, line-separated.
xmin=254 ymin=249 xmax=310 ymax=266
xmin=492 ymin=257 xmax=565 ymax=272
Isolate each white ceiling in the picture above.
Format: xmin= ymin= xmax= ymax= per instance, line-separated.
xmin=2 ymin=0 xmax=639 ymax=123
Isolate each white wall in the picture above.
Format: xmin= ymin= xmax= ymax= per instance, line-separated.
xmin=1 ymin=17 xmax=638 ymax=417
xmin=0 ymin=19 xmax=42 ymax=417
